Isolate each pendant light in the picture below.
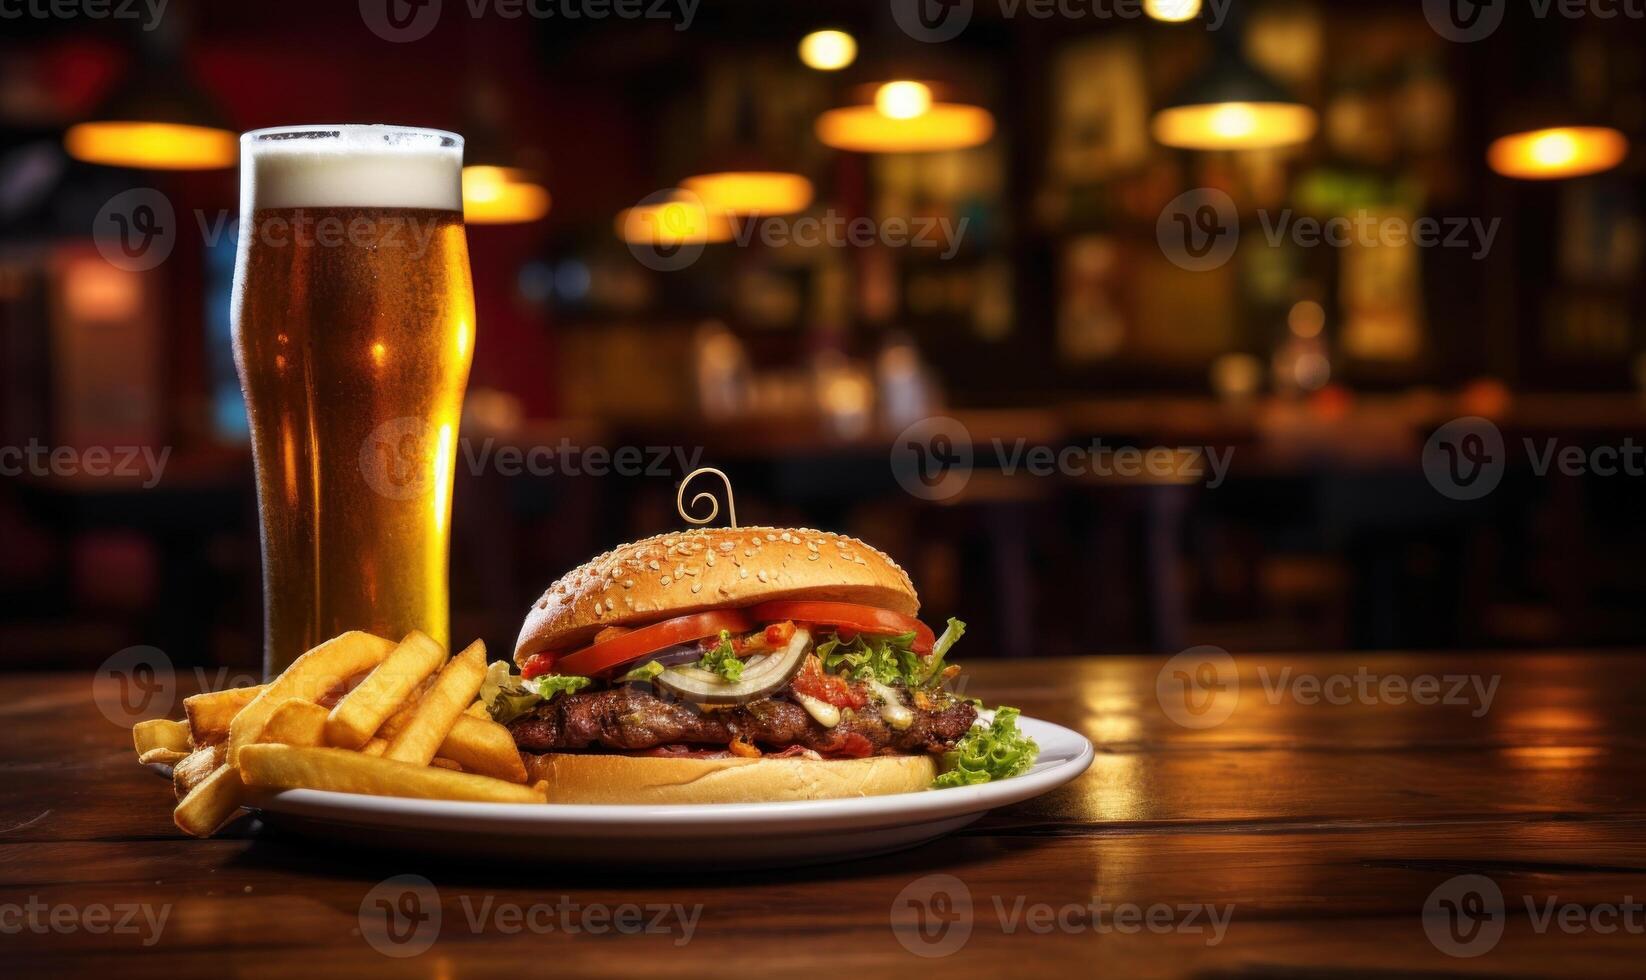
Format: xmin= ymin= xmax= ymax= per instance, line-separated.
xmin=64 ymin=20 xmax=235 ymax=170
xmin=1150 ymin=10 xmax=1315 ymax=151
xmin=459 ymin=76 xmax=551 ymax=224
xmin=1484 ymin=33 xmax=1629 ymax=180
xmin=815 ymin=80 xmax=994 ymax=154
xmin=678 ymin=78 xmax=813 ymax=218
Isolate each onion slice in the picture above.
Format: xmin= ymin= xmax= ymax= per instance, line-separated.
xmin=654 ymin=627 xmax=812 ymax=705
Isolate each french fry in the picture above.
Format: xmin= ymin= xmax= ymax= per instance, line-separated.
xmin=384 ymin=641 xmax=486 ymax=766
xmin=464 ymin=701 xmax=490 ymax=718
xmin=140 ymin=747 xmax=191 ymax=766
xmin=184 ymin=685 xmax=265 ymax=744
xmin=173 ymin=765 xmax=244 ymax=838
xmin=325 ymin=631 xmax=447 ymax=749
xmin=227 ymin=632 xmax=395 ymax=765
xmin=361 ymin=738 xmax=389 ymax=756
xmin=258 ymin=699 xmax=330 ymax=747
xmin=430 ymin=758 xmax=463 ymax=771
xmin=436 ymin=716 xmax=528 ymax=783
xmin=380 ymin=702 xmax=525 ymax=783
xmin=173 ymin=743 xmax=225 ymax=800
xmin=237 ymin=744 xmax=547 ymax=804
xmin=133 ymin=718 xmax=191 ymax=761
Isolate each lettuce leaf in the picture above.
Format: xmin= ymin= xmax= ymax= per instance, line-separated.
xmin=479 ymin=661 xmax=540 ymax=724
xmin=617 ymin=660 xmax=665 ymax=683
xmin=528 ymin=674 xmax=592 ymax=700
xmin=479 ymin=660 xmax=590 ymax=724
xmin=695 ymin=630 xmax=745 ymax=681
xmin=932 ymin=706 xmax=1038 ymax=788
xmin=817 ymin=617 xmax=966 ymax=689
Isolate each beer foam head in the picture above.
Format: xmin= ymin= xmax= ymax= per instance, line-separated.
xmin=241 ymin=125 xmax=463 ymax=211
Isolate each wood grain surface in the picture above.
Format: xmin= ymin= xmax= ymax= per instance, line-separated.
xmin=4 ymin=651 xmax=1644 ymax=977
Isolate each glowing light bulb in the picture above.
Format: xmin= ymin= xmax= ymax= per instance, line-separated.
xmin=799 ymin=30 xmax=856 ymax=71
xmin=1209 ymin=103 xmax=1258 ymax=139
xmin=1487 ymin=126 xmax=1628 ymax=180
xmin=1144 ymin=0 xmax=1202 ymax=22
xmin=875 ymin=81 xmax=933 ymax=120
xmin=1529 ymin=131 xmax=1578 ymax=168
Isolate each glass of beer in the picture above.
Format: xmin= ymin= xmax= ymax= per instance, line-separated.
xmin=231 ymin=125 xmax=474 ymax=676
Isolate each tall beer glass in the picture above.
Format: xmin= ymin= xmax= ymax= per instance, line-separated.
xmin=232 ymin=126 xmax=474 ymax=676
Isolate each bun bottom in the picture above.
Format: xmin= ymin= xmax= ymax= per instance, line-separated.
xmin=522 ymin=751 xmax=938 ymax=804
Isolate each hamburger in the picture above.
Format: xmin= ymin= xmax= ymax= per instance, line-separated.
xmin=481 ymin=526 xmax=1036 ymax=803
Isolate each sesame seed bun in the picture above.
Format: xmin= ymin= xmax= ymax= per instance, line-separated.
xmin=521 ymin=750 xmax=937 ymax=804
xmin=513 ymin=526 xmax=919 ymax=664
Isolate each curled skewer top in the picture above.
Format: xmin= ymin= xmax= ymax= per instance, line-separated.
xmin=676 ymin=467 xmax=737 ymax=529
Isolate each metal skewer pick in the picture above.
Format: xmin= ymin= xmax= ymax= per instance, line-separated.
xmin=676 ymin=467 xmax=737 ymax=529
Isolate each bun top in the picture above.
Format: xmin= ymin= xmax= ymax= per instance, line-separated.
xmin=241 ymin=125 xmax=463 ymax=211
xmin=514 ymin=527 xmax=919 ymax=663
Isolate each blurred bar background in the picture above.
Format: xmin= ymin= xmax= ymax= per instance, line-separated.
xmin=2 ymin=0 xmax=1644 ymax=672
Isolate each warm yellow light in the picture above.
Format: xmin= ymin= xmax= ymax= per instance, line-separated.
xmin=799 ymin=30 xmax=857 ymax=71
xmin=1487 ymin=126 xmax=1628 ymax=180
xmin=681 ymin=171 xmax=813 ymax=216
xmin=817 ymin=103 xmax=994 ymax=153
xmin=1152 ymin=101 xmax=1317 ymax=150
xmin=875 ymin=81 xmax=933 ymax=120
xmin=64 ymin=121 xmax=236 ymax=170
xmin=462 ymin=166 xmax=552 ymax=224
xmin=1144 ymin=0 xmax=1202 ymax=22
xmin=615 ymin=195 xmax=735 ymax=245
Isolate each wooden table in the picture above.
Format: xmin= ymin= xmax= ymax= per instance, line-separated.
xmin=6 ymin=652 xmax=1643 ymax=976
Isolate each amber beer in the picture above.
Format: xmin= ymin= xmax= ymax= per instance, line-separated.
xmin=231 ymin=126 xmax=474 ymax=676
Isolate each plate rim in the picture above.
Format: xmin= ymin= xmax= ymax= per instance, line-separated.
xmin=248 ymin=715 xmax=1093 ymax=831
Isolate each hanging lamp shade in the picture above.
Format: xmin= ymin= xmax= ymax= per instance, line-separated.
xmin=1152 ymin=52 xmax=1316 ymax=151
xmin=1487 ymin=121 xmax=1627 ymax=180
xmin=815 ymin=80 xmax=994 ymax=154
xmin=64 ymin=43 xmax=235 ymax=170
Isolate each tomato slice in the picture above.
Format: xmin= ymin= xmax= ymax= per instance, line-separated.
xmin=531 ymin=609 xmax=754 ymax=679
xmin=748 ymin=600 xmax=934 ymax=653
xmin=792 ymin=655 xmax=869 ymax=709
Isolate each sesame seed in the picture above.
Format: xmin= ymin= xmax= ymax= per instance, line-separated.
xmin=691 ymin=582 xmax=702 ymax=594
xmin=757 ymin=570 xmax=769 ymax=582
xmin=661 ymin=575 xmax=672 ymax=586
xmin=739 ymin=568 xmax=748 ymax=579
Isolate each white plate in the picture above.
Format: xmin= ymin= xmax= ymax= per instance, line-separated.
xmin=247 ymin=716 xmax=1093 ymax=867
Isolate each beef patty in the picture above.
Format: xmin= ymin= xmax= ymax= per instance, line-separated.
xmin=508 ymin=686 xmax=976 ymax=758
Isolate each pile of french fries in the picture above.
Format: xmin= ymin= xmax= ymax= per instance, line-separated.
xmin=130 ymin=631 xmax=546 ymax=837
